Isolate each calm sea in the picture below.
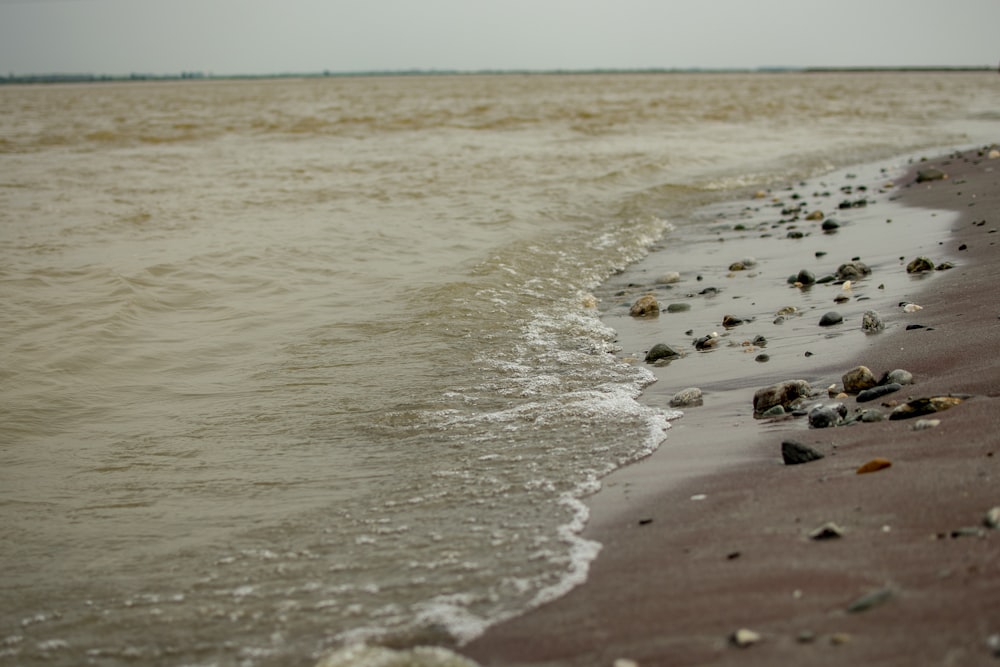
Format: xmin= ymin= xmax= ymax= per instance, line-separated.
xmin=2 ymin=72 xmax=998 ymax=666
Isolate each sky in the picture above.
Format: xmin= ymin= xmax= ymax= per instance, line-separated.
xmin=1 ymin=0 xmax=998 ymax=76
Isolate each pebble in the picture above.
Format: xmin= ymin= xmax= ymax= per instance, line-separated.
xmin=629 ymin=294 xmax=660 ymax=317
xmin=666 ymin=302 xmax=691 ymax=313
xmin=808 ymin=404 xmax=845 ymax=429
xmin=836 ymin=260 xmax=871 ymax=281
xmin=846 ymin=587 xmax=892 ymax=613
xmin=730 ymin=628 xmax=761 ymax=648
xmin=644 ymin=343 xmax=681 ymax=364
xmin=842 ymin=365 xmax=877 ymax=393
xmin=613 ymin=660 xmax=639 ymax=667
xmin=859 ymin=409 xmax=885 ymax=422
xmin=906 ymin=256 xmax=935 ymax=273
xmin=795 ymin=269 xmax=816 ymax=285
xmin=822 ymin=218 xmax=840 ymax=232
xmin=669 ymin=387 xmax=703 ymax=408
xmin=857 ymin=458 xmax=892 ymax=474
xmin=809 ymin=522 xmax=845 ymax=540
xmin=915 ymin=168 xmax=947 ymax=183
xmin=913 ymin=418 xmax=941 ymax=431
xmin=902 ymin=302 xmax=923 ymax=313
xmin=856 ymin=383 xmax=902 ymax=403
xmin=781 ymin=439 xmax=825 ymax=465
xmin=819 ymin=311 xmax=843 ymax=327
xmin=889 ymin=395 xmax=966 ymax=420
xmin=694 ymin=332 xmax=720 ymax=350
xmin=861 ymin=310 xmax=884 ymax=333
xmin=985 ymin=507 xmax=1000 ymax=529
xmin=883 ymin=368 xmax=914 ymax=386
xmin=655 ymin=271 xmax=681 ymax=284
xmin=722 ymin=314 xmax=746 ymax=328
xmin=805 ymin=210 xmax=824 ymax=221
xmin=753 ymin=380 xmax=812 ymax=416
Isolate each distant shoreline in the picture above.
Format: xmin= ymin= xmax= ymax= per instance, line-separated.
xmin=1 ymin=65 xmax=995 ymax=86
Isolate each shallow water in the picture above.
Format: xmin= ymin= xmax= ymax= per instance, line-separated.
xmin=1 ymin=72 xmax=998 ymax=665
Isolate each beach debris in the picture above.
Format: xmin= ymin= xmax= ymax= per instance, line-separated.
xmin=889 ymin=395 xmax=967 ymax=420
xmin=808 ymin=403 xmax=847 ymax=429
xmin=906 ymin=256 xmax=935 ymax=273
xmin=753 ymin=379 xmax=812 ymax=417
xmin=856 ymin=383 xmax=902 ymax=403
xmin=629 ymin=294 xmax=659 ymax=317
xmin=846 ymin=587 xmax=893 ymax=613
xmin=857 ymin=458 xmax=892 ymax=474
xmin=842 ymin=366 xmax=877 ymax=393
xmin=809 ymin=521 xmax=845 ymax=540
xmin=694 ymin=332 xmax=720 ymax=350
xmin=669 ymin=387 xmax=703 ymax=408
xmin=902 ymin=302 xmax=923 ymax=313
xmin=819 ymin=311 xmax=843 ymax=327
xmin=781 ymin=439 xmax=825 ymax=465
xmin=644 ymin=343 xmax=681 ymax=364
xmin=912 ymin=418 xmax=941 ymax=431
xmin=655 ymin=271 xmax=681 ymax=284
xmin=836 ymin=260 xmax=871 ymax=281
xmin=984 ymin=506 xmax=1000 ymax=529
xmin=861 ymin=310 xmax=885 ymax=333
xmin=730 ymin=628 xmax=762 ymax=648
xmin=915 ymin=168 xmax=947 ymax=183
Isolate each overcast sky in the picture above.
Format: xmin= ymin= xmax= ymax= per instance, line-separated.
xmin=1 ymin=0 xmax=998 ymax=76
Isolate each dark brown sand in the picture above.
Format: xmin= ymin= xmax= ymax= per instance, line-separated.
xmin=462 ymin=147 xmax=1000 ymax=666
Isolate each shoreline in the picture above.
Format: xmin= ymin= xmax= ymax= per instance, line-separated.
xmin=461 ymin=145 xmax=1000 ymax=666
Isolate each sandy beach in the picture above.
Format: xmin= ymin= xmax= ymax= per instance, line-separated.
xmin=461 ymin=146 xmax=1000 ymax=666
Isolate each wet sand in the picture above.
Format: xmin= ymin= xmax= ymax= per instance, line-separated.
xmin=462 ymin=146 xmax=1000 ymax=666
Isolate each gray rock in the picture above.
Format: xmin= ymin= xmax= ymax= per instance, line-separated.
xmin=836 ymin=260 xmax=871 ymax=281
xmin=753 ymin=380 xmax=812 ymax=417
xmin=819 ymin=311 xmax=843 ymax=327
xmin=655 ymin=271 xmax=681 ymax=284
xmin=808 ymin=403 xmax=846 ymax=429
xmin=984 ymin=507 xmax=1000 ymax=529
xmin=781 ymin=439 xmax=825 ymax=465
xmin=915 ymin=168 xmax=946 ymax=183
xmin=883 ymin=368 xmax=913 ymax=386
xmin=846 ymin=587 xmax=893 ymax=614
xmin=666 ymin=302 xmax=691 ymax=313
xmin=669 ymin=387 xmax=703 ymax=408
xmin=645 ymin=343 xmax=680 ymax=363
xmin=795 ymin=269 xmax=816 ymax=285
xmin=856 ymin=383 xmax=902 ymax=403
xmin=859 ymin=409 xmax=885 ymax=422
xmin=843 ymin=365 xmax=877 ymax=393
xmin=861 ymin=310 xmax=884 ymax=333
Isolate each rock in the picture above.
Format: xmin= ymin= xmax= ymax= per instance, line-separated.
xmin=655 ymin=271 xmax=681 ymax=284
xmin=819 ymin=311 xmax=843 ymax=327
xmin=842 ymin=366 xmax=877 ymax=393
xmin=755 ymin=353 xmax=770 ymax=363
xmin=645 ymin=343 xmax=681 ymax=363
xmin=935 ymin=261 xmax=954 ymax=270
xmin=795 ymin=269 xmax=816 ymax=285
xmin=781 ymin=439 xmax=825 ymax=465
xmin=629 ymin=294 xmax=659 ymax=317
xmin=760 ymin=405 xmax=786 ymax=418
xmin=906 ymin=256 xmax=935 ymax=273
xmin=915 ymin=168 xmax=947 ymax=183
xmin=859 ymin=409 xmax=885 ymax=422
xmin=805 ymin=210 xmax=824 ymax=221
xmin=670 ymin=387 xmax=703 ymax=408
xmin=809 ymin=522 xmax=844 ymax=540
xmin=729 ymin=261 xmax=748 ymax=271
xmin=856 ymin=458 xmax=892 ymax=474
xmin=889 ymin=395 xmax=967 ymax=420
xmin=730 ymin=628 xmax=761 ymax=648
xmin=694 ymin=332 xmax=719 ymax=350
xmin=753 ymin=380 xmax=812 ymax=417
xmin=883 ymin=368 xmax=913 ymax=386
xmin=821 ymin=218 xmax=840 ymax=232
xmin=808 ymin=404 xmax=845 ymax=429
xmin=846 ymin=587 xmax=892 ymax=613
xmin=902 ymin=302 xmax=923 ymax=313
xmin=836 ymin=260 xmax=871 ymax=281
xmin=613 ymin=660 xmax=639 ymax=667
xmin=722 ymin=314 xmax=745 ymax=328
xmin=861 ymin=310 xmax=884 ymax=333
xmin=666 ymin=302 xmax=691 ymax=313
xmin=856 ymin=383 xmax=902 ymax=403
xmin=984 ymin=507 xmax=1000 ymax=529
xmin=913 ymin=418 xmax=940 ymax=430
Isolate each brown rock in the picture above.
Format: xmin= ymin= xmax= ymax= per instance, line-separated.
xmin=753 ymin=380 xmax=812 ymax=417
xmin=856 ymin=458 xmax=892 ymax=474
xmin=629 ymin=294 xmax=659 ymax=317
xmin=842 ymin=366 xmax=877 ymax=394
